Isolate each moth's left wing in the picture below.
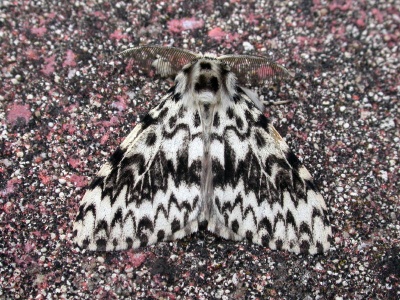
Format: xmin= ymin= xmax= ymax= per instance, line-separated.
xmin=73 ymin=91 xmax=204 ymax=251
xmin=207 ymin=89 xmax=332 ymax=254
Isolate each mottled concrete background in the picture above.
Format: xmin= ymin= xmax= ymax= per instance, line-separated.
xmin=1 ymin=0 xmax=398 ymax=299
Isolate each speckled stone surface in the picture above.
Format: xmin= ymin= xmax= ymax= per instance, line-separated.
xmin=0 ymin=1 xmax=399 ymax=299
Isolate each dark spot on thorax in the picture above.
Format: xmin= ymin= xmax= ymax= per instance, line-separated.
xmin=195 ymin=74 xmax=219 ymax=93
xmin=209 ymin=76 xmax=219 ymax=93
xmin=182 ymin=64 xmax=193 ymax=74
xmin=200 ymin=62 xmax=212 ymax=70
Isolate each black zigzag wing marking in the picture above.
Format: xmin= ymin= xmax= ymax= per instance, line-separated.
xmin=208 ymin=92 xmax=332 ymax=254
xmin=73 ymin=93 xmax=204 ymax=251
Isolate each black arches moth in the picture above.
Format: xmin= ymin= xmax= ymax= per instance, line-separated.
xmin=73 ymin=46 xmax=332 ymax=254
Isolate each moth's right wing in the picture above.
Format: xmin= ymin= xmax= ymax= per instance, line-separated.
xmin=207 ymin=89 xmax=332 ymax=254
xmin=73 ymin=90 xmax=204 ymax=251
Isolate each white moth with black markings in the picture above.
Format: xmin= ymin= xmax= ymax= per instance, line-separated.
xmin=73 ymin=46 xmax=332 ymax=254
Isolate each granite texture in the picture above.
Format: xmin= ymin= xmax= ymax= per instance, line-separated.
xmin=0 ymin=0 xmax=399 ymax=299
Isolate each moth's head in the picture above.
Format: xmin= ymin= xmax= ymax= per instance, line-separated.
xmin=179 ymin=57 xmax=235 ymax=96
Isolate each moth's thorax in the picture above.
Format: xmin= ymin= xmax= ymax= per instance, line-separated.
xmin=175 ymin=57 xmax=237 ymax=108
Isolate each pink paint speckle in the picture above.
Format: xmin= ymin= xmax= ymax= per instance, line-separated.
xmin=24 ymin=242 xmax=36 ymax=253
xmin=330 ymin=25 xmax=346 ymax=36
xmin=62 ymin=123 xmax=77 ymax=135
xmin=126 ymin=252 xmax=147 ymax=268
xmin=208 ymin=28 xmax=240 ymax=43
xmin=248 ymin=13 xmax=260 ymax=25
xmin=70 ymin=174 xmax=89 ymax=188
xmin=168 ymin=18 xmax=204 ymax=33
xmin=100 ymin=133 xmax=109 ymax=145
xmin=38 ymin=171 xmax=51 ymax=185
xmin=111 ymin=96 xmax=127 ymax=112
xmin=101 ymin=116 xmax=120 ymax=128
xmin=355 ymin=11 xmax=367 ymax=28
xmin=371 ymin=8 xmax=384 ymax=23
xmin=25 ymin=48 xmax=39 ymax=60
xmin=92 ymin=11 xmax=107 ymax=20
xmin=7 ymin=104 xmax=32 ymax=126
xmin=329 ymin=0 xmax=352 ymax=11
xmin=41 ymin=55 xmax=56 ymax=76
xmin=1 ymin=178 xmax=22 ymax=198
xmin=208 ymin=27 xmax=227 ymax=41
xmin=68 ymin=158 xmax=81 ymax=169
xmin=63 ymin=50 xmax=77 ymax=67
xmin=2 ymin=201 xmax=14 ymax=213
xmin=110 ymin=30 xmax=128 ymax=41
xmin=31 ymin=26 xmax=47 ymax=36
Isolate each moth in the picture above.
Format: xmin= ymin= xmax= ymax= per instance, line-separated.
xmin=73 ymin=46 xmax=332 ymax=254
